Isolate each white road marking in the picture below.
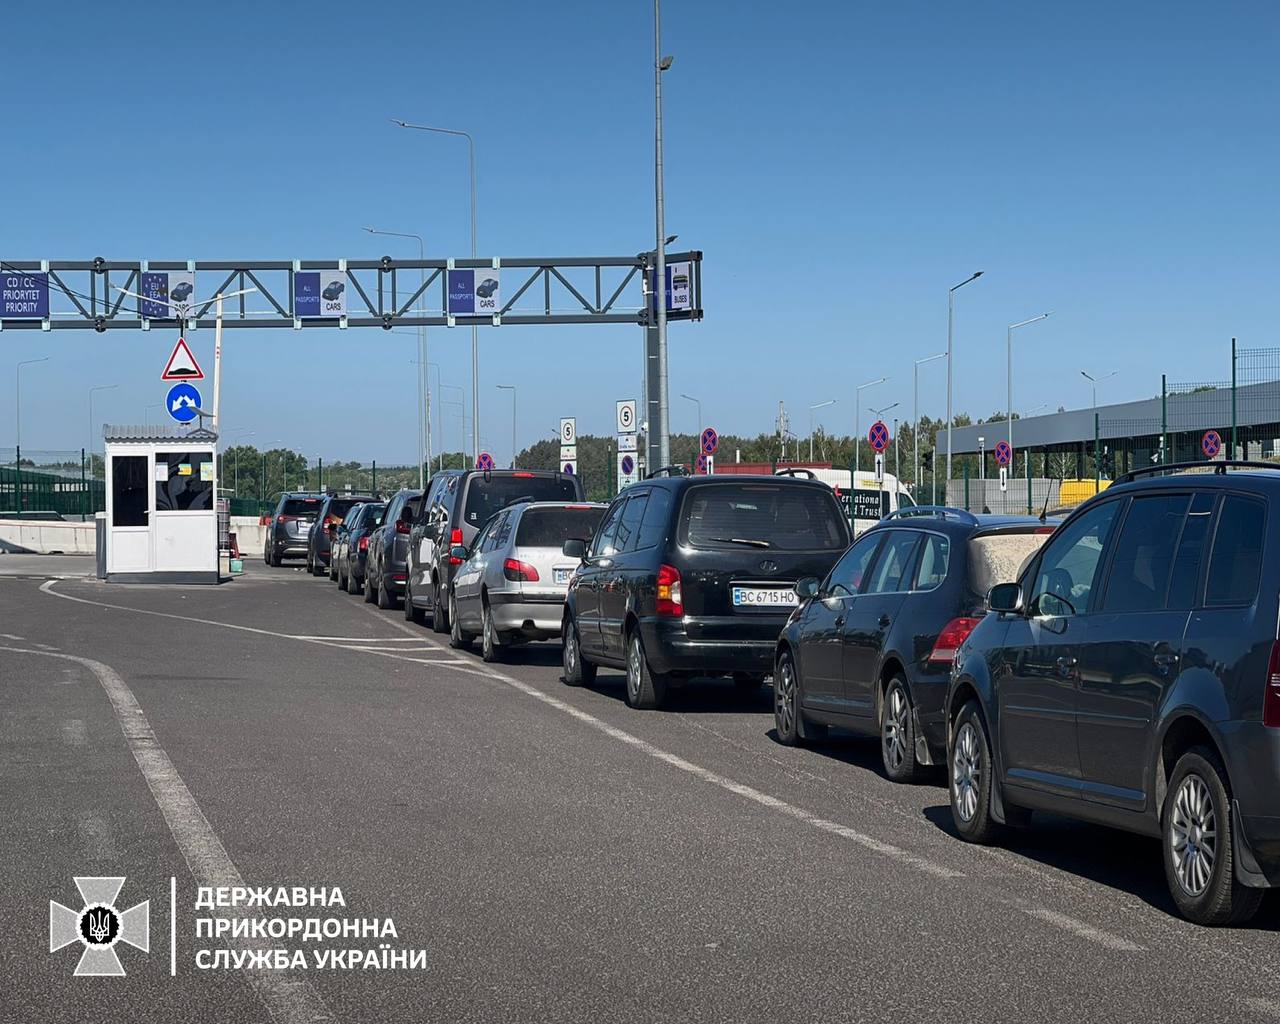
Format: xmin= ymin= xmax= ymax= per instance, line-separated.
xmin=0 ymin=632 xmax=24 ymax=640
xmin=0 ymin=644 xmax=333 ymax=1024
xmin=291 ymin=635 xmax=428 ymax=643
xmin=1017 ymin=904 xmax=1144 ymax=953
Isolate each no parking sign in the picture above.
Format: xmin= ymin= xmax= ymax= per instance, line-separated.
xmin=1202 ymin=430 xmax=1222 ymax=459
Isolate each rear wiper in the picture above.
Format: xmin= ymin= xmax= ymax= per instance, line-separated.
xmin=708 ymin=537 xmax=772 ymax=548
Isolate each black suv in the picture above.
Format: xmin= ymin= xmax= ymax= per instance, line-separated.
xmin=405 ymin=469 xmax=585 ymax=630
xmin=307 ymin=492 xmax=378 ymax=577
xmin=946 ymin=462 xmax=1280 ymax=925
xmin=264 ymin=492 xmax=325 ymax=566
xmin=561 ymin=474 xmax=850 ymax=709
xmin=774 ymin=508 xmax=1056 ymax=781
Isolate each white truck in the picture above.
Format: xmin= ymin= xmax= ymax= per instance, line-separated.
xmin=774 ymin=467 xmax=915 ymax=535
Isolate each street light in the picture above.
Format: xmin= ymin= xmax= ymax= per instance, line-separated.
xmin=1007 ymin=313 xmax=1052 ymax=468
xmin=854 ymin=376 xmax=887 ymax=477
xmin=15 ymin=356 xmax=49 ymax=451
xmin=650 ymin=0 xmax=676 ymax=469
xmin=367 ymin=226 xmax=429 ymax=486
xmin=808 ymin=400 xmax=836 ymax=462
xmin=1081 ymin=369 xmax=1117 ymax=408
xmin=496 ymin=385 xmax=516 ymax=468
xmin=88 ymin=384 xmax=118 ymax=457
xmin=392 ymin=118 xmax=479 ymax=461
xmin=913 ymin=352 xmax=946 ymax=494
xmin=143 ymin=403 xmax=163 ymax=426
xmin=946 ymin=270 xmax=984 ymax=487
xmin=679 ymin=392 xmax=701 ymax=437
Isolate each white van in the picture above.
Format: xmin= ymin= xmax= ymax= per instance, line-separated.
xmin=774 ymin=467 xmax=914 ymax=535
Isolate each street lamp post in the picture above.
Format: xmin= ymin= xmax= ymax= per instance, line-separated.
xmin=496 ymin=385 xmax=516 ymax=468
xmin=15 ymin=356 xmax=49 ymax=452
xmin=913 ymin=352 xmax=946 ymax=494
xmin=392 ymin=118 xmax=479 ymax=462
xmin=653 ymin=0 xmax=675 ymax=469
xmin=88 ymin=384 xmax=118 ymax=458
xmin=946 ymin=271 xmax=984 ymax=488
xmin=679 ymin=392 xmax=701 ymax=439
xmin=367 ymin=227 xmax=429 ymax=486
xmin=1007 ymin=313 xmax=1052 ymax=467
xmin=808 ymin=400 xmax=836 ymax=462
xmin=1080 ymin=369 xmax=1117 ymax=409
xmin=855 ymin=377 xmax=887 ymax=477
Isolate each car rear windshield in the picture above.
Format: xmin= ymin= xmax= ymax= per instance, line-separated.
xmin=283 ymin=498 xmax=322 ymax=517
xmin=968 ymin=529 xmax=1054 ymax=596
xmin=325 ymin=498 xmax=366 ymax=519
xmin=462 ymin=475 xmax=580 ymax=527
xmin=680 ymin=483 xmax=848 ymax=551
xmin=516 ymin=507 xmax=606 ymax=548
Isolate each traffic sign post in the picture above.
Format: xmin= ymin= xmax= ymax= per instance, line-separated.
xmin=1202 ymin=429 xmax=1222 ymax=459
xmin=868 ymin=420 xmax=889 ymax=454
xmin=166 ymin=382 xmax=202 ymax=424
xmin=999 ymin=466 xmax=1009 ymax=492
xmin=696 ymin=452 xmax=714 ymax=475
xmin=874 ymin=453 xmax=885 ymax=484
xmin=616 ymin=400 xmax=637 ymax=434
xmin=476 ymin=452 xmax=496 ymax=471
xmin=161 ymin=338 xmax=204 ymax=381
xmin=700 ymin=426 xmax=719 ymax=456
xmin=618 ymin=452 xmax=638 ymax=489
xmin=995 ymin=440 xmax=1012 ymax=467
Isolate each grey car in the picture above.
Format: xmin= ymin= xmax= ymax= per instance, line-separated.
xmin=448 ymin=501 xmax=607 ymax=662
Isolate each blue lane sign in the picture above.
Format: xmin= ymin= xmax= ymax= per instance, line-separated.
xmin=621 ymin=455 xmax=635 ymax=476
xmin=1 ymin=272 xmax=49 ymax=318
xmin=166 ymin=382 xmax=202 ymax=423
xmin=448 ymin=269 xmax=501 ymax=316
xmin=649 ymin=261 xmax=693 ymax=314
xmin=294 ymin=271 xmax=346 ymax=318
xmin=139 ymin=270 xmax=195 ymax=319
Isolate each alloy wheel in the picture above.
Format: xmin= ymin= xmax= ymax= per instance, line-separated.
xmin=1170 ymin=774 xmax=1217 ymax=897
xmin=775 ymin=659 xmax=796 ymax=736
xmin=953 ymin=722 xmax=981 ymax=823
xmin=564 ymin=626 xmax=577 ymax=675
xmin=627 ymin=636 xmax=643 ymax=702
xmin=883 ymin=686 xmax=909 ymax=772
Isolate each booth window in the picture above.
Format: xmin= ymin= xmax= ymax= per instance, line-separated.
xmin=156 ymin=451 xmax=214 ymax=511
xmin=111 ymin=455 xmax=149 ymax=526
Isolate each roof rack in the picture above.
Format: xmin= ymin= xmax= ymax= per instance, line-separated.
xmin=1113 ymin=460 xmax=1280 ymax=486
xmin=883 ymin=505 xmax=980 ymax=525
xmin=646 ymin=465 xmax=689 ymax=478
xmin=774 ymin=467 xmax=817 ymax=479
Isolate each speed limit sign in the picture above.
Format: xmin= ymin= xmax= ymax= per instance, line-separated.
xmin=560 ymin=417 xmax=576 ymax=446
xmin=616 ymin=399 xmax=637 ymax=434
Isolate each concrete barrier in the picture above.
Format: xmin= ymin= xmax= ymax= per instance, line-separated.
xmin=0 ymin=519 xmax=96 ymax=555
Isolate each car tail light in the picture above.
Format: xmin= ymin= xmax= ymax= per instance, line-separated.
xmin=277 ymin=514 xmax=295 ymax=524
xmin=395 ymin=519 xmax=411 ymax=535
xmin=1265 ymin=642 xmax=1280 ymax=728
xmin=929 ymin=617 xmax=982 ymax=664
xmin=503 ymin=558 xmax=540 ymax=582
xmin=656 ymin=564 xmax=683 ymax=617
xmin=449 ymin=528 xmax=464 ymax=564
xmin=358 ymin=537 xmax=369 ymax=552
xmin=1034 ymin=526 xmax=1056 ymax=535
xmin=324 ymin=515 xmax=337 ymax=533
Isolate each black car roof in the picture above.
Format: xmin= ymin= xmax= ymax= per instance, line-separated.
xmin=642 ymin=474 xmax=836 ymax=493
xmin=1105 ymin=467 xmax=1280 ymax=499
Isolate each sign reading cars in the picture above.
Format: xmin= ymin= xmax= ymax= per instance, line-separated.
xmin=447 ymin=269 xmax=501 ymax=315
xmin=294 ymin=271 xmax=346 ymax=318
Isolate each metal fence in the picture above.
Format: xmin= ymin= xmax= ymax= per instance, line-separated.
xmin=0 ymin=448 xmax=104 ymax=519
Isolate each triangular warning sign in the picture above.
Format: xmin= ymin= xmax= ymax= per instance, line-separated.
xmin=161 ymin=338 xmax=204 ymax=381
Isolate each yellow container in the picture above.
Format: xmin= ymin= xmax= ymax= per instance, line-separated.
xmin=1058 ymin=478 xmax=1111 ymax=508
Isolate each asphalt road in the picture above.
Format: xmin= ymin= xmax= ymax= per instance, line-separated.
xmin=3 ymin=560 xmax=1279 ymax=1023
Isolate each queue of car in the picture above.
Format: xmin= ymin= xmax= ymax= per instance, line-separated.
xmin=273 ymin=460 xmax=1280 ymax=927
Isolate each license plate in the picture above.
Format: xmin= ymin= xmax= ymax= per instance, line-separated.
xmin=553 ymin=567 xmax=573 ymax=585
xmin=732 ymin=586 xmax=798 ymax=609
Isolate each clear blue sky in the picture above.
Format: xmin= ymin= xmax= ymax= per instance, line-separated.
xmin=4 ymin=0 xmax=1277 ymax=464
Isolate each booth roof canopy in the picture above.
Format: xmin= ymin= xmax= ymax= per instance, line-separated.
xmin=103 ymin=425 xmax=219 ymax=444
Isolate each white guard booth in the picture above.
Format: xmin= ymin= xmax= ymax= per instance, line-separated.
xmin=102 ymin=425 xmax=220 ymax=584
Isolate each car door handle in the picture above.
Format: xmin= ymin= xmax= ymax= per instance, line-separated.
xmin=878 ymin=614 xmax=891 ymax=628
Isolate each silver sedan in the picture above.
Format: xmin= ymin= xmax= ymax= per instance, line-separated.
xmin=448 ymin=501 xmax=607 ymax=663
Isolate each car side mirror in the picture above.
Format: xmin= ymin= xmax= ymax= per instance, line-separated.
xmin=796 ymin=577 xmax=820 ymax=600
xmin=988 ymin=582 xmax=1023 ymax=614
xmin=562 ymin=538 xmax=586 ymax=560
xmin=450 ymin=545 xmax=469 ymax=561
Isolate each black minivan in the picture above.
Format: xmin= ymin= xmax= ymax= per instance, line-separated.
xmin=946 ymin=462 xmax=1280 ymax=925
xmin=560 ymin=474 xmax=850 ymax=709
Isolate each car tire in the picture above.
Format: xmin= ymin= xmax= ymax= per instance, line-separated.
xmin=624 ymin=628 xmax=668 ymax=710
xmin=449 ymin=592 xmax=472 ymax=649
xmin=363 ymin=569 xmax=377 ymax=604
xmin=949 ymin=700 xmax=1002 ymax=844
xmin=329 ymin=556 xmax=339 ymax=582
xmin=773 ymin=650 xmax=826 ymax=745
xmin=880 ymin=676 xmax=923 ymax=784
xmin=348 ymin=571 xmax=361 ymax=596
xmin=270 ymin=549 xmax=282 ymax=568
xmin=377 ymin=575 xmax=395 ymax=610
xmin=1162 ymin=746 xmax=1264 ymax=926
xmin=481 ymin=603 xmax=501 ymax=663
xmin=336 ymin=562 xmax=347 ymax=590
xmin=561 ymin=616 xmax=597 ymax=687
xmin=404 ymin=579 xmax=427 ymax=624
xmin=311 ymin=557 xmax=326 ymax=577
xmin=431 ymin=582 xmax=450 ymax=634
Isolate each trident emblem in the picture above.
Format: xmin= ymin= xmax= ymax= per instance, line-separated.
xmin=50 ymin=877 xmax=150 ymax=977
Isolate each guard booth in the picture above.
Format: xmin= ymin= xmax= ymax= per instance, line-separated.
xmin=102 ymin=426 xmax=220 ymax=584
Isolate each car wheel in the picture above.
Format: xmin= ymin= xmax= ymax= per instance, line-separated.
xmin=431 ymin=582 xmax=450 ymax=634
xmin=363 ymin=569 xmax=377 ymax=604
xmin=270 ymin=549 xmax=282 ymax=568
xmin=329 ymin=556 xmax=339 ymax=582
xmin=881 ymin=676 xmax=922 ymax=784
xmin=449 ymin=592 xmax=472 ymax=649
xmin=347 ymin=570 xmax=360 ymax=595
xmin=312 ymin=557 xmax=326 ymax=577
xmin=624 ymin=628 xmax=668 ymax=710
xmin=1162 ymin=747 xmax=1264 ymax=926
xmin=377 ymin=575 xmax=395 ymax=610
xmin=773 ymin=651 xmax=802 ymax=745
xmin=949 ymin=700 xmax=1002 ymax=843
xmin=481 ymin=603 xmax=501 ymax=663
xmin=561 ymin=616 xmax=597 ymax=687
xmin=404 ymin=579 xmax=426 ymax=624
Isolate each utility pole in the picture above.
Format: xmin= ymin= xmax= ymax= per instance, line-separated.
xmin=653 ymin=0 xmax=674 ymax=469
